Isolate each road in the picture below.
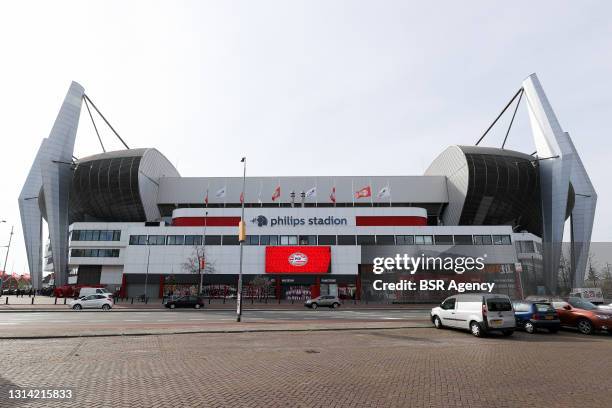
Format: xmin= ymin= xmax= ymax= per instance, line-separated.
xmin=0 ymin=328 xmax=610 ymax=407
xmin=0 ymin=309 xmax=431 ymax=338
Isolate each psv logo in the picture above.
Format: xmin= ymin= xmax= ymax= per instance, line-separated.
xmin=288 ymin=252 xmax=308 ymax=267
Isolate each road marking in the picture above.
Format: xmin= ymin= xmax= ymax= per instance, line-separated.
xmin=0 ymin=322 xmax=17 ymax=325
xmin=123 ymin=319 xmax=142 ymax=322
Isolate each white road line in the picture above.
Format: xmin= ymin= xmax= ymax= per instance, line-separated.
xmin=123 ymin=319 xmax=142 ymax=322
xmin=0 ymin=322 xmax=17 ymax=325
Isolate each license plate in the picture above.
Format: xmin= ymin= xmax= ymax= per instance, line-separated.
xmin=490 ymin=319 xmax=502 ymax=326
xmin=545 ymin=316 xmax=554 ymax=320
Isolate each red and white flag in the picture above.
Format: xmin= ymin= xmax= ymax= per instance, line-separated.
xmin=240 ymin=191 xmax=244 ymax=204
xmin=329 ymin=186 xmax=336 ymax=203
xmin=204 ymin=189 xmax=209 ymax=205
xmin=271 ymin=185 xmax=281 ymax=201
xmin=355 ymin=185 xmax=371 ymax=199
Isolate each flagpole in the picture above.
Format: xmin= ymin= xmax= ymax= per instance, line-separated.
xmin=237 ymin=157 xmax=247 ymax=322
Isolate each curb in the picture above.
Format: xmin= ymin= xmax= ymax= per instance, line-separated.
xmin=0 ymin=325 xmax=430 ymax=340
xmin=0 ymin=307 xmax=432 ymax=313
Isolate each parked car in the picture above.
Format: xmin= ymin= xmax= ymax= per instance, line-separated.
xmin=552 ymin=298 xmax=612 ymax=335
xmin=79 ymin=287 xmax=113 ymax=298
xmin=164 ymin=295 xmax=205 ymax=309
xmin=68 ymin=294 xmax=113 ymax=310
xmin=431 ymin=293 xmax=515 ymax=337
xmin=569 ymin=288 xmax=604 ymax=304
xmin=512 ymin=301 xmax=560 ymax=333
xmin=304 ymin=296 xmax=341 ymax=309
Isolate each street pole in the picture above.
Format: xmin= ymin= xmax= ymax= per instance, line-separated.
xmin=199 ymin=211 xmax=208 ymax=295
xmin=144 ymin=238 xmax=151 ymax=301
xmin=237 ymin=157 xmax=247 ymax=322
xmin=0 ymin=225 xmax=14 ymax=296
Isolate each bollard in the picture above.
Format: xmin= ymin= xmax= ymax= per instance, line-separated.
xmin=145 ymin=296 xmax=148 ymax=304
xmin=131 ymin=297 xmax=134 ymax=305
xmin=5 ymin=297 xmax=7 ymax=305
xmin=31 ymin=297 xmax=34 ymax=305
xmin=54 ymin=297 xmax=57 ymax=305
xmin=161 ymin=296 xmax=165 ymax=304
xmin=63 ymin=298 xmax=67 ymax=305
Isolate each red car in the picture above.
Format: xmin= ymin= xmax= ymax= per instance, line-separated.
xmin=553 ymin=298 xmax=612 ymax=335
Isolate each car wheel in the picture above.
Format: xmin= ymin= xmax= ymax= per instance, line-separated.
xmin=433 ymin=316 xmax=443 ymax=329
xmin=72 ymin=304 xmax=82 ymax=310
xmin=170 ymin=304 xmax=176 ymax=309
xmin=102 ymin=304 xmax=111 ymax=311
xmin=332 ymin=303 xmax=340 ymax=309
xmin=194 ymin=304 xmax=201 ymax=309
xmin=470 ymin=321 xmax=483 ymax=337
xmin=311 ymin=303 xmax=318 ymax=310
xmin=577 ymin=319 xmax=593 ymax=335
xmin=524 ymin=322 xmax=536 ymax=334
xmin=502 ymin=330 xmax=514 ymax=336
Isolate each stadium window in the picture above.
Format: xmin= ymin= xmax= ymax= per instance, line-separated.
xmin=414 ymin=235 xmax=433 ymax=245
xmin=280 ymin=235 xmax=298 ymax=245
xmin=167 ymin=235 xmax=185 ymax=245
xmin=260 ymin=235 xmax=279 ymax=246
xmin=246 ymin=235 xmax=260 ymax=245
xmin=357 ymin=235 xmax=376 ymax=245
xmin=473 ymin=235 xmax=493 ymax=245
xmin=129 ymin=235 xmax=147 ymax=245
xmin=376 ymin=235 xmax=395 ymax=245
xmin=454 ymin=235 xmax=473 ymax=245
xmin=337 ymin=235 xmax=356 ymax=245
xmin=113 ymin=230 xmax=121 ymax=241
xmin=299 ymin=235 xmax=317 ymax=245
xmin=434 ymin=235 xmax=454 ymax=245
xmin=222 ymin=235 xmax=239 ymax=245
xmin=148 ymin=235 xmax=166 ymax=245
xmin=205 ymin=235 xmax=222 ymax=245
xmin=396 ymin=235 xmax=414 ymax=245
xmin=317 ymin=235 xmax=337 ymax=245
xmin=493 ymin=235 xmax=512 ymax=245
xmin=185 ymin=235 xmax=203 ymax=246
xmin=71 ymin=230 xmax=81 ymax=241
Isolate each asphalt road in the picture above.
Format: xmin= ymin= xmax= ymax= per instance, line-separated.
xmin=0 ymin=309 xmax=431 ymax=337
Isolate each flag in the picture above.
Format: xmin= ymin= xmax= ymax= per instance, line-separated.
xmin=257 ymin=181 xmax=263 ymax=204
xmin=305 ymin=187 xmax=316 ymax=198
xmin=377 ymin=185 xmax=390 ymax=199
xmin=330 ymin=186 xmax=336 ymax=203
xmin=355 ymin=185 xmax=371 ymax=199
xmin=215 ymin=186 xmax=226 ymax=198
xmin=271 ymin=185 xmax=281 ymax=201
xmin=240 ymin=191 xmax=244 ymax=204
xmin=204 ymin=189 xmax=209 ymax=205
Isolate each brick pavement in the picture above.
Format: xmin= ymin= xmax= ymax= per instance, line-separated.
xmin=0 ymin=328 xmax=610 ymax=407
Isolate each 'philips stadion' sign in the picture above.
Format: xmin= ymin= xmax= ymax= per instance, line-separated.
xmin=251 ymin=215 xmax=348 ymax=227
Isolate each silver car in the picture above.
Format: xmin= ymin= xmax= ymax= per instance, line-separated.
xmin=305 ymin=296 xmax=341 ymax=309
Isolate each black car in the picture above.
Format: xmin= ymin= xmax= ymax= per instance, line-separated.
xmin=512 ymin=300 xmax=560 ymax=333
xmin=164 ymin=295 xmax=205 ymax=309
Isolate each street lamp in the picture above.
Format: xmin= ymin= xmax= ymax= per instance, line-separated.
xmin=236 ymin=157 xmax=247 ymax=322
xmin=144 ymin=236 xmax=151 ymax=303
xmin=198 ymin=211 xmax=208 ymax=295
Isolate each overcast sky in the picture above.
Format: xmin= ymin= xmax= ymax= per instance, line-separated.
xmin=1 ymin=1 xmax=611 ymax=274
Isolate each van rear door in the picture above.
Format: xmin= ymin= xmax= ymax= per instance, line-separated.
xmin=485 ymin=297 xmax=515 ymax=329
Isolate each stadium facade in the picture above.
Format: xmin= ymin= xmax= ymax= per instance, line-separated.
xmin=19 ymin=74 xmax=596 ymax=302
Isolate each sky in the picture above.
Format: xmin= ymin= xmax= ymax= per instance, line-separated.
xmin=1 ymin=1 xmax=611 ymax=275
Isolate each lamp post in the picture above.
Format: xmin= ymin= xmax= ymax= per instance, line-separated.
xmin=199 ymin=211 xmax=208 ymax=295
xmin=144 ymin=236 xmax=151 ymax=302
xmin=237 ymin=157 xmax=247 ymax=322
xmin=0 ymin=225 xmax=14 ymax=296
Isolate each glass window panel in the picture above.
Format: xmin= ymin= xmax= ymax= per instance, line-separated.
xmin=474 ymin=235 xmax=493 ymax=245
xmin=246 ymin=235 xmax=259 ymax=245
xmin=337 ymin=235 xmax=356 ymax=245
xmin=376 ymin=235 xmax=395 ymax=245
xmin=185 ymin=235 xmax=203 ymax=246
xmin=148 ymin=235 xmax=166 ymax=245
xmin=356 ymin=235 xmax=376 ymax=245
xmin=396 ymin=235 xmax=414 ymax=245
xmin=205 ymin=235 xmax=222 ymax=245
xmin=454 ymin=235 xmax=473 ymax=245
xmin=317 ymin=235 xmax=336 ymax=245
xmin=113 ymin=231 xmax=121 ymax=241
xmin=222 ymin=235 xmax=239 ymax=245
xmin=299 ymin=235 xmax=317 ymax=245
xmin=415 ymin=235 xmax=433 ymax=245
xmin=435 ymin=235 xmax=454 ymax=245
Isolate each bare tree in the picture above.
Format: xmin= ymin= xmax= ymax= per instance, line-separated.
xmin=250 ymin=275 xmax=272 ymax=302
xmin=182 ymin=244 xmax=215 ymax=295
xmin=585 ymin=252 xmax=600 ymax=287
xmin=558 ymin=252 xmax=572 ymax=295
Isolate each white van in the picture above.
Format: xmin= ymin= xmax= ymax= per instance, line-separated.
xmin=569 ymin=288 xmax=604 ymax=304
xmin=431 ymin=293 xmax=516 ymax=337
xmin=78 ymin=287 xmax=112 ymax=298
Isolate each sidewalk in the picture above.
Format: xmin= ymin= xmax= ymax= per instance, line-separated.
xmin=0 ymin=295 xmax=435 ymax=312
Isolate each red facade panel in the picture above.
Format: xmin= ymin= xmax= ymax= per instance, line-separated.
xmin=172 ymin=216 xmax=241 ymax=227
xmin=355 ymin=216 xmax=427 ymax=226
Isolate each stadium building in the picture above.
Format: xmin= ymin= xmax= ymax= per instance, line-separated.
xmin=19 ymin=74 xmax=596 ymax=302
